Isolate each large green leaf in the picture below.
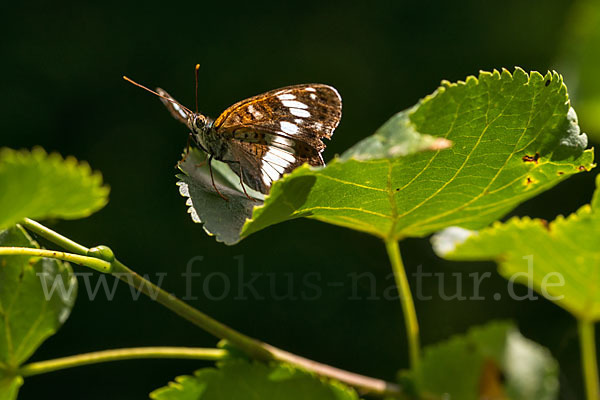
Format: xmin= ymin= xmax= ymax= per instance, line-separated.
xmin=433 ymin=173 xmax=600 ymax=321
xmin=150 ymin=360 xmax=359 ymax=400
xmin=0 ymin=147 xmax=109 ymax=230
xmin=242 ymin=68 xmax=592 ymax=239
xmin=0 ymin=225 xmax=78 ymax=399
xmin=177 ymin=69 xmax=592 ymax=245
xmin=402 ymin=321 xmax=558 ymax=400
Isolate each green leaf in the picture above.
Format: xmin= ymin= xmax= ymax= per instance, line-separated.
xmin=402 ymin=321 xmax=558 ymax=400
xmin=0 ymin=225 xmax=77 ymax=399
xmin=150 ymin=360 xmax=360 ymax=400
xmin=433 ymin=173 xmax=600 ymax=321
xmin=242 ymin=68 xmax=592 ymax=241
xmin=0 ymin=147 xmax=109 ymax=230
xmin=558 ymin=0 xmax=600 ymax=140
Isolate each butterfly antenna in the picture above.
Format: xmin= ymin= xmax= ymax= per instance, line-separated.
xmin=194 ymin=64 xmax=200 ymax=114
xmin=123 ymin=76 xmax=193 ymax=114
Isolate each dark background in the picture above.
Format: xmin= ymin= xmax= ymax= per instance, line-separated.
xmin=1 ymin=1 xmax=597 ymax=399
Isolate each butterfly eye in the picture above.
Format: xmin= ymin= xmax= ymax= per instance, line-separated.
xmin=194 ymin=116 xmax=206 ymax=129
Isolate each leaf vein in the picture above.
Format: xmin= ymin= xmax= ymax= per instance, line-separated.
xmin=316 ymin=174 xmax=386 ymax=192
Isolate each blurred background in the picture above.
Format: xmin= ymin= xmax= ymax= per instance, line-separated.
xmin=2 ymin=0 xmax=599 ymax=398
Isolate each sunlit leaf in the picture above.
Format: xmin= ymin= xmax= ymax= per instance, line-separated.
xmin=433 ymin=173 xmax=600 ymax=321
xmin=0 ymin=148 xmax=109 ymax=230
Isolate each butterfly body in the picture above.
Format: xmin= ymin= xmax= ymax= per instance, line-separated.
xmin=155 ymin=83 xmax=342 ymax=195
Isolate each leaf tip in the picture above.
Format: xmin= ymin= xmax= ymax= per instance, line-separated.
xmin=465 ymin=75 xmax=478 ymax=86
xmin=512 ymin=66 xmax=527 ymax=79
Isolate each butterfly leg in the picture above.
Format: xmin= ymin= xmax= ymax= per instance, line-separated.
xmin=208 ymin=155 xmax=229 ymax=201
xmin=237 ymin=163 xmax=256 ymax=202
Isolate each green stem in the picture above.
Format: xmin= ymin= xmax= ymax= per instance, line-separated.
xmin=19 ymin=347 xmax=228 ymax=377
xmin=0 ymin=247 xmax=111 ymax=273
xmin=110 ymin=260 xmax=272 ymax=361
xmin=109 ymin=261 xmax=402 ymax=396
xmin=22 ymin=218 xmax=89 ymax=254
xmin=15 ymin=219 xmax=403 ymax=397
xmin=384 ymin=238 xmax=420 ymax=368
xmin=579 ymin=320 xmax=599 ymax=400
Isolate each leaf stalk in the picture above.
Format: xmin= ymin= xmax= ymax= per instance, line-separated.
xmin=579 ymin=319 xmax=599 ymax=400
xmin=384 ymin=238 xmax=420 ymax=368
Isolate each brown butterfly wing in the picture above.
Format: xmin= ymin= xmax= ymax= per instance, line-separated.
xmin=214 ymin=84 xmax=342 ymax=155
xmin=214 ymin=84 xmax=342 ymax=193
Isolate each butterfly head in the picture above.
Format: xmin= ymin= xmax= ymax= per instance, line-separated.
xmin=189 ymin=113 xmax=211 ymax=134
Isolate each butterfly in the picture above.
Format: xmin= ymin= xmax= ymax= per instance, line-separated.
xmin=124 ymin=66 xmax=342 ymax=200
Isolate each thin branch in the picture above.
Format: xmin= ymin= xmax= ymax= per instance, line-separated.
xmin=0 ymin=247 xmax=111 ymax=273
xmin=15 ymin=219 xmax=404 ymax=397
xmin=19 ymin=347 xmax=228 ymax=377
